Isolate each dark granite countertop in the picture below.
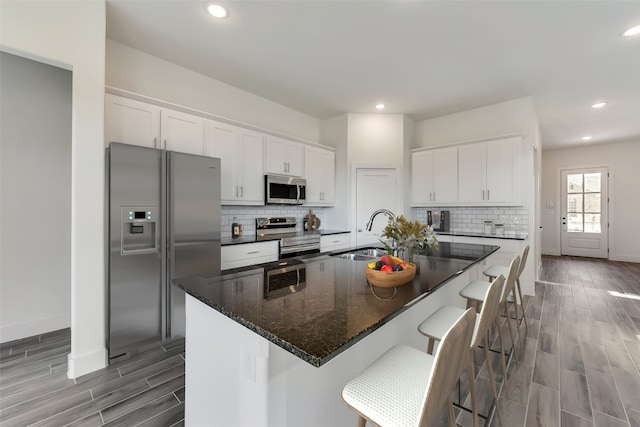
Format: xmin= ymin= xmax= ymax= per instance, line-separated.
xmin=221 ymin=229 xmax=350 ymax=246
xmin=437 ymin=230 xmax=528 ymax=240
xmin=173 ymin=241 xmax=498 ymax=367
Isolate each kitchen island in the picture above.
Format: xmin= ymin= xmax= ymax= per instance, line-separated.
xmin=173 ymin=242 xmax=498 ymax=426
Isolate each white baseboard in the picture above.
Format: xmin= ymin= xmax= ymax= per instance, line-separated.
xmin=0 ymin=313 xmax=70 ymax=343
xmin=609 ymin=254 xmax=640 ymax=263
xmin=542 ymin=248 xmax=561 ymax=256
xmin=67 ymin=347 xmax=108 ymax=379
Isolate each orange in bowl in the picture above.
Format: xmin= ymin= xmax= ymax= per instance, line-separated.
xmin=365 ymin=263 xmax=417 ymax=288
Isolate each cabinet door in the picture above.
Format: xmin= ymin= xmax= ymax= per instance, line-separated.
xmin=238 ymin=129 xmax=265 ymax=204
xmin=265 ymin=136 xmax=287 ymax=175
xmin=486 ymin=138 xmax=517 ymax=203
xmin=458 ymin=142 xmax=486 ymax=203
xmin=411 ymin=150 xmax=434 ymax=204
xmin=433 ymin=147 xmax=458 ymax=204
xmin=285 ymin=141 xmax=304 ymax=177
xmin=320 ymin=149 xmax=335 ymax=204
xmin=205 ymin=120 xmax=239 ymax=203
xmin=105 ymin=94 xmax=160 ymax=148
xmin=161 ymin=108 xmax=204 ymax=155
xmin=304 ymin=146 xmax=335 ymax=205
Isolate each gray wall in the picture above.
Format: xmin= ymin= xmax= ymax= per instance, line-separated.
xmin=0 ymin=52 xmax=72 ymax=341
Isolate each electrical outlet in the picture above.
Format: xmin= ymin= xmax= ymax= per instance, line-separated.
xmin=545 ymin=201 xmax=555 ymax=208
xmin=243 ymin=351 xmax=256 ymax=382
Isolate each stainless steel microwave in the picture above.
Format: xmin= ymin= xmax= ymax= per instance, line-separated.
xmin=265 ymin=175 xmax=306 ymax=205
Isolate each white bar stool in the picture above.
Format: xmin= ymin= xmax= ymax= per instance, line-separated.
xmin=342 ymin=308 xmax=476 ymax=427
xmin=417 ymin=275 xmax=506 ymax=427
xmin=459 ymin=255 xmax=520 ymax=390
xmin=484 ymin=245 xmax=529 ymax=332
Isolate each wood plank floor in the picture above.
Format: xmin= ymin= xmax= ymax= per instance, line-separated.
xmin=1 ymin=255 xmax=638 ymax=426
xmin=0 ymin=333 xmax=185 ymax=426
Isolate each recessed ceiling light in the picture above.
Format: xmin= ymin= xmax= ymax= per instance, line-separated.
xmin=206 ymin=3 xmax=228 ymax=18
xmin=582 ymin=136 xmax=593 ymax=141
xmin=623 ymin=25 xmax=640 ymax=37
xmin=375 ymin=104 xmax=386 ymax=110
xmin=591 ymin=101 xmax=607 ymax=109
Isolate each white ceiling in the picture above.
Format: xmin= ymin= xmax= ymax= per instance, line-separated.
xmin=106 ymin=0 xmax=640 ymax=150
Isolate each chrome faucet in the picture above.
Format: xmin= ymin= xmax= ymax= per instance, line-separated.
xmin=365 ymin=209 xmax=395 ymax=232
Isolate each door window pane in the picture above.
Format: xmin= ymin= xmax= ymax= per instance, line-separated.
xmin=584 ymin=173 xmax=601 ymax=193
xmin=567 ymin=213 xmax=583 ymax=232
xmin=584 ymin=214 xmax=601 ymax=233
xmin=584 ymin=193 xmax=601 ymax=213
xmin=567 ymin=174 xmax=583 ymax=193
xmin=567 ymin=194 xmax=583 ymax=213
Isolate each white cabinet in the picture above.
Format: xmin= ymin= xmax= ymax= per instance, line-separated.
xmin=320 ymin=233 xmax=351 ymax=253
xmin=411 ymin=147 xmax=458 ymax=206
xmin=304 ymin=146 xmax=335 ymax=205
xmin=458 ymin=137 xmax=519 ymax=204
xmin=160 ymin=109 xmax=204 ymax=155
xmin=105 ymin=94 xmax=203 ymax=155
xmin=105 ymin=94 xmax=159 ymax=149
xmin=265 ymin=136 xmax=304 ymax=177
xmin=221 ymin=241 xmax=279 ymax=270
xmin=204 ymin=120 xmax=264 ymax=205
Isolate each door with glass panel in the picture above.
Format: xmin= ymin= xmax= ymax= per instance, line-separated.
xmin=561 ymin=167 xmax=608 ymax=258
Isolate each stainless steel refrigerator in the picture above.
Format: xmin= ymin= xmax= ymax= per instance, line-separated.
xmin=107 ymin=142 xmax=221 ymax=363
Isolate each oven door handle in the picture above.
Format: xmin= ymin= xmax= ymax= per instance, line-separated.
xmin=280 ymin=243 xmax=320 ymax=255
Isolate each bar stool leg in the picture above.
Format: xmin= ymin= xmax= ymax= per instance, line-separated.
xmin=511 ymin=288 xmax=522 ymax=349
xmin=468 ymin=354 xmax=479 ymax=427
xmin=356 ymin=416 xmax=366 ymax=427
xmin=495 ymin=317 xmax=509 ymax=400
xmin=484 ymin=335 xmax=504 ymax=427
xmin=447 ymin=397 xmax=456 ymax=427
xmin=503 ymin=303 xmax=519 ymax=363
xmin=516 ymin=279 xmax=529 ymax=330
xmin=427 ymin=338 xmax=434 ymax=355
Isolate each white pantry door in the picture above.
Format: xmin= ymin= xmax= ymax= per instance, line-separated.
xmin=355 ymin=168 xmax=398 ymax=247
xmin=561 ymin=167 xmax=608 ymax=258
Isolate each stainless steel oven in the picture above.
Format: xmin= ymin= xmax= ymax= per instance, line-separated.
xmin=256 ymin=217 xmax=320 ymax=259
xmin=265 ymin=175 xmax=306 ymax=205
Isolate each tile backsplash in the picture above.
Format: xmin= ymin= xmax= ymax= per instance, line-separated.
xmin=221 ymin=206 xmax=325 ymax=237
xmin=415 ymin=206 xmax=529 ymax=234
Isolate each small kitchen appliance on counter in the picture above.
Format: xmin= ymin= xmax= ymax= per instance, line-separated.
xmin=256 ymin=216 xmax=320 ymax=258
xmin=427 ymin=210 xmax=450 ymax=232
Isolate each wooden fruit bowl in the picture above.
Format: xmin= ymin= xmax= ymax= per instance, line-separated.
xmin=365 ymin=263 xmax=417 ymax=288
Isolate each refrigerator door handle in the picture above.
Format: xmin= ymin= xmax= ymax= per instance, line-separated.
xmin=165 ymin=151 xmax=175 ymax=338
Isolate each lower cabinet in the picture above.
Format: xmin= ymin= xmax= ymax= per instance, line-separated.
xmin=320 ymin=233 xmax=351 ymax=253
xmin=221 ymin=241 xmax=279 ymax=270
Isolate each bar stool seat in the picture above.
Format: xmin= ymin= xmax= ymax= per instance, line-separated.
xmin=459 ymin=280 xmax=494 ymax=302
xmin=342 ymin=309 xmax=476 ymax=427
xmin=483 ymin=265 xmax=508 ymax=281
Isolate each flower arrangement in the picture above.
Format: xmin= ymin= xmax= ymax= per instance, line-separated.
xmin=380 ymin=215 xmax=439 ymax=261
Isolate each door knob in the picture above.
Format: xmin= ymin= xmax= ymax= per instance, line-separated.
xmin=357 ymin=228 xmax=362 ymax=232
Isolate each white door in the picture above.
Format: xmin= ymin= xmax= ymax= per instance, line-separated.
xmin=161 ymin=108 xmax=204 ymax=155
xmin=105 ymin=94 xmax=160 ymax=148
xmin=561 ymin=167 xmax=608 ymax=258
xmin=458 ymin=142 xmax=486 ymax=203
xmin=355 ymin=168 xmax=398 ymax=247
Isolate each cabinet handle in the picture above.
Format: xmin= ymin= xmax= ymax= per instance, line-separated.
xmin=235 ymin=186 xmax=238 ymax=197
xmin=163 ymin=138 xmax=167 ymax=149
xmin=240 ymin=186 xmax=243 ymax=197
xmin=482 ymin=190 xmax=485 ymax=200
xmin=153 ymin=137 xmax=158 ymax=148
xmin=332 ymin=240 xmax=340 ymax=243
xmin=247 ymin=251 xmax=259 ymax=255
xmin=284 ymin=162 xmax=287 ymax=172
xmin=433 ymin=192 xmax=436 ymax=201
xmin=487 ymin=189 xmax=490 ymax=200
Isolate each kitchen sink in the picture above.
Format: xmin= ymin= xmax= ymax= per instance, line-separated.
xmin=330 ymin=247 xmax=388 ymax=261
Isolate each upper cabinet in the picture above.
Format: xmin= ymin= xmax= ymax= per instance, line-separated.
xmin=411 ymin=147 xmax=458 ymax=206
xmin=458 ymin=136 xmax=520 ymax=204
xmin=304 ymin=146 xmax=335 ymax=206
xmin=204 ymin=120 xmax=265 ymax=205
xmin=105 ymin=94 xmax=203 ymax=155
xmin=264 ymin=136 xmax=304 ymax=177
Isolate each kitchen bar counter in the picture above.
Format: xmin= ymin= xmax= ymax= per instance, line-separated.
xmin=221 ymin=228 xmax=349 ymax=246
xmin=177 ymin=242 xmax=499 ymax=426
xmin=175 ymin=242 xmax=497 ymax=366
